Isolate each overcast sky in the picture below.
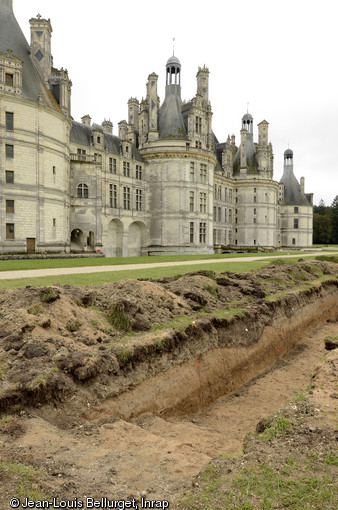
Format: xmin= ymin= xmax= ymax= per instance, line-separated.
xmin=15 ymin=0 xmax=337 ymax=206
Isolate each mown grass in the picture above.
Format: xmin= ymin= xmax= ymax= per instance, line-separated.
xmin=0 ymin=459 xmax=49 ymax=501
xmin=1 ymin=253 xmax=337 ymax=291
xmin=180 ymin=457 xmax=337 ymax=510
xmin=0 ymin=259 xmax=273 ymax=289
xmin=2 ymin=250 xmax=332 ymax=272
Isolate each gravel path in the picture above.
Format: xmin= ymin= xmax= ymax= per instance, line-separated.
xmin=0 ymin=251 xmax=334 ymax=280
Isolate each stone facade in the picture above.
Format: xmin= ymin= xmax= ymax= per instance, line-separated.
xmin=0 ymin=1 xmax=313 ymax=256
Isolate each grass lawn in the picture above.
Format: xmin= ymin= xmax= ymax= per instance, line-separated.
xmin=0 ymin=256 xmax=326 ymax=290
xmin=1 ymin=248 xmax=338 ymax=272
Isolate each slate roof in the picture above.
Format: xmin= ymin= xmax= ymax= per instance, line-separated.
xmin=158 ymin=85 xmax=188 ymax=140
xmin=0 ymin=0 xmax=59 ymax=109
xmin=280 ymin=166 xmax=311 ymax=206
xmin=232 ymin=135 xmax=258 ymax=175
xmin=70 ymin=121 xmax=144 ymax=162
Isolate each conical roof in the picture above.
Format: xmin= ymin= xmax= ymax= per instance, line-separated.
xmin=280 ymin=166 xmax=311 ymax=206
xmin=0 ymin=0 xmax=58 ymax=108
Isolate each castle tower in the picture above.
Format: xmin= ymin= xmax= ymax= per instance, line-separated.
xmin=30 ymin=14 xmax=52 ymax=84
xmin=280 ymin=149 xmax=313 ymax=248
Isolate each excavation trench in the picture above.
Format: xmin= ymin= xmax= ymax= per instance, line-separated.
xmin=87 ymin=281 xmax=338 ymax=423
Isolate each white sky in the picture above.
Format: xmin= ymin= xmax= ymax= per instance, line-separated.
xmin=14 ymin=0 xmax=337 ymax=206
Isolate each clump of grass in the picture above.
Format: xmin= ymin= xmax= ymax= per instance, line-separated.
xmin=116 ymin=347 xmax=132 ymax=366
xmin=27 ymin=304 xmax=44 ymax=315
xmin=259 ymin=415 xmax=291 ymax=441
xmin=325 ymin=451 xmax=338 ymax=466
xmin=41 ymin=288 xmax=59 ymax=303
xmin=203 ymin=283 xmax=219 ymax=299
xmin=154 ymin=337 xmax=167 ymax=352
xmin=108 ymin=303 xmax=131 ymax=332
xmin=66 ymin=319 xmax=81 ymax=332
xmin=292 ymin=390 xmax=308 ymax=402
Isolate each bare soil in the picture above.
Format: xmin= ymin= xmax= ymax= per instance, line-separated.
xmin=0 ymin=260 xmax=337 ymax=509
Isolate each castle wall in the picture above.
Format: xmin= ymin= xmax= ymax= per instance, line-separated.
xmin=0 ymin=94 xmax=70 ymax=253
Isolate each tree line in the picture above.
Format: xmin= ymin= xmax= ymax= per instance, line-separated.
xmin=313 ymin=196 xmax=338 ymax=244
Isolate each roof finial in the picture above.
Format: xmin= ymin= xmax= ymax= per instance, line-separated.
xmin=173 ymin=37 xmax=175 ymax=56
xmin=247 ymin=102 xmax=249 ymax=114
xmin=37 ymin=13 xmax=42 ymax=19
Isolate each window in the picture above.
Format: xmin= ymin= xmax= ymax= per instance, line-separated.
xmin=77 ymin=183 xmax=89 ymax=198
xmin=126 ymin=145 xmax=129 ymax=153
xmin=77 ymin=148 xmax=86 ymax=161
xmin=254 ymin=208 xmax=256 ymax=215
xmin=199 ymin=222 xmax=206 ymax=243
xmin=189 ymin=222 xmax=194 ymax=243
xmin=123 ymin=161 xmax=130 ymax=177
xmin=109 ymin=184 xmax=117 ymax=208
xmin=97 ymin=136 xmax=101 ymax=144
xmin=213 ymin=229 xmax=216 ymax=244
xmin=5 ymin=73 xmax=14 ymax=87
xmin=195 ymin=116 xmax=202 ymax=134
xmin=195 ymin=141 xmax=202 ymax=149
xmin=224 ymin=188 xmax=227 ymax=202
xmin=6 ymin=112 xmax=14 ymax=131
xmin=190 ymin=162 xmax=195 ymax=182
xmin=136 ymin=165 xmax=142 ymax=180
xmin=224 ymin=208 xmax=227 ymax=222
xmin=189 ymin=191 xmax=195 ymax=212
xmin=136 ymin=189 xmax=142 ymax=211
xmin=214 ymin=185 xmax=217 ymax=199
xmin=229 ymin=209 xmax=233 ymax=223
xmin=253 ymin=217 xmax=256 ymax=224
xmin=200 ymin=164 xmax=207 ymax=183
xmin=235 ymin=196 xmax=238 ymax=203
xmin=109 ymin=158 xmax=113 ymax=173
xmin=217 ymin=230 xmax=222 ymax=243
xmin=6 ymin=200 xmax=14 ymax=213
xmin=254 ymin=195 xmax=257 ymax=203
xmin=218 ymin=186 xmax=222 ymax=201
xmin=254 ymin=187 xmax=257 ymax=193
xmin=229 ymin=189 xmax=233 ymax=202
xmin=294 ymin=207 xmax=299 ymax=213
xmin=294 ymin=218 xmax=299 ymax=229
xmin=292 ymin=238 xmax=296 ymax=245
xmin=6 ymin=171 xmax=14 ymax=183
xmin=53 ymin=166 xmax=56 ymax=175
xmin=218 ymin=207 xmax=222 ymax=222
xmin=200 ymin=192 xmax=207 ymax=213
xmin=5 ymin=144 xmax=14 ymax=158
xmin=213 ymin=206 xmax=217 ymax=221
xmin=6 ymin=223 xmax=14 ymax=239
xmin=123 ymin=186 xmax=131 ymax=209
xmin=53 ymin=218 xmax=56 ymax=227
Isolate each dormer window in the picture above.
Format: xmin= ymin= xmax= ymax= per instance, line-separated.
xmin=97 ymin=136 xmax=101 ymax=144
xmin=0 ymin=51 xmax=23 ymax=94
xmin=126 ymin=145 xmax=129 ymax=153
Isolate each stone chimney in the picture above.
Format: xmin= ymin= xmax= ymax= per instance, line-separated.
xmin=81 ymin=114 xmax=91 ymax=127
xmin=102 ymin=120 xmax=113 ymax=135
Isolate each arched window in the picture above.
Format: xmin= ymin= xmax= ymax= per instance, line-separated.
xmin=77 ymin=183 xmax=89 ymax=198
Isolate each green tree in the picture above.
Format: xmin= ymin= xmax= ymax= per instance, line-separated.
xmin=313 ymin=213 xmax=332 ymax=244
xmin=331 ymin=195 xmax=338 ymax=243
